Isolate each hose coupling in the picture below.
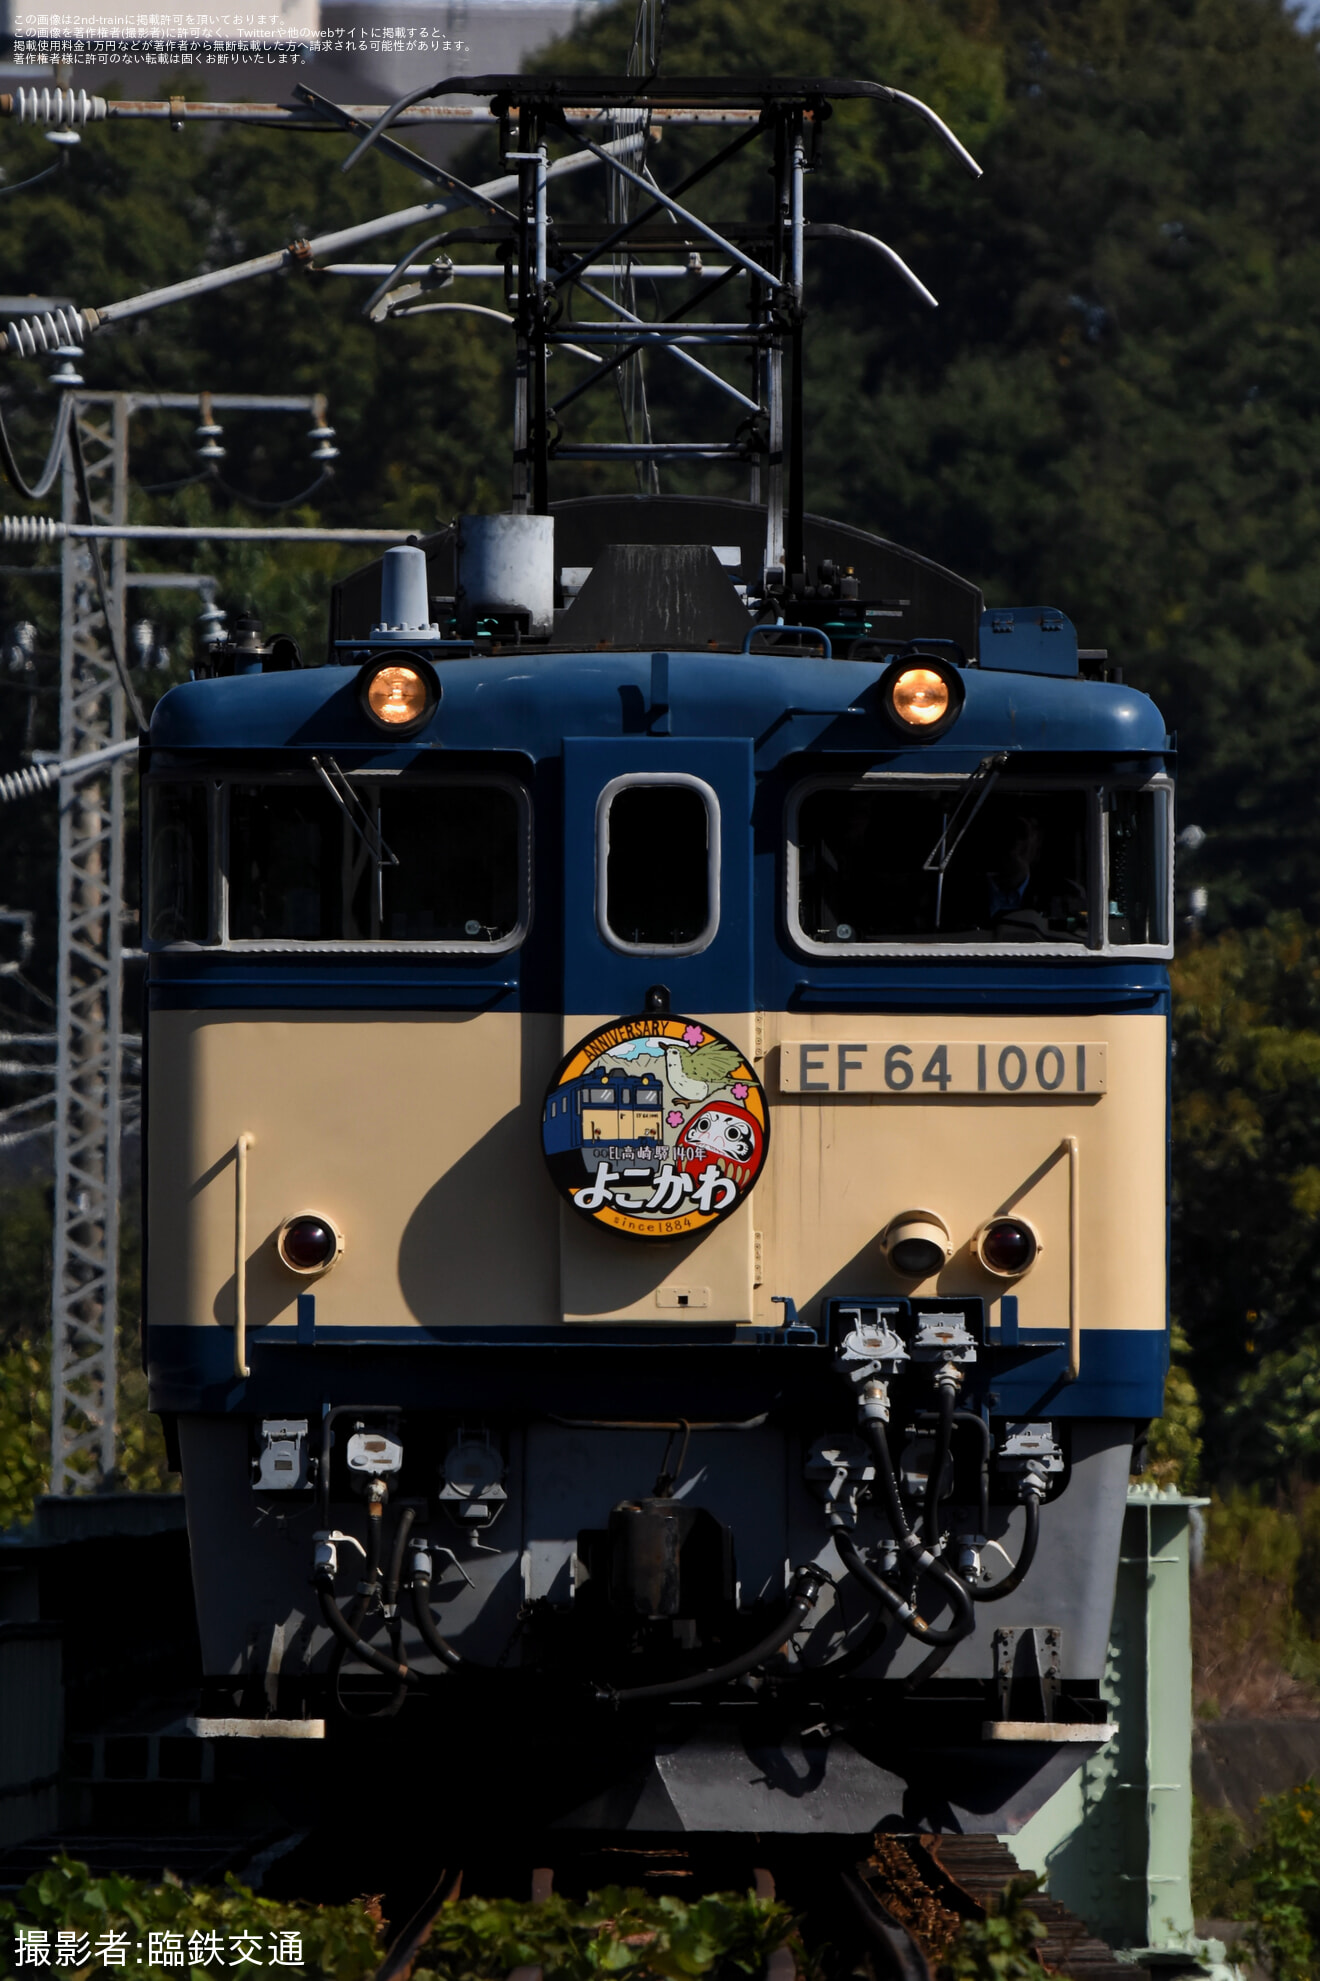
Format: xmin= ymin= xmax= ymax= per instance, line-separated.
xmin=409 ymin=1541 xmax=433 ymax=1582
xmin=932 ymin=1359 xmax=963 ymax=1395
xmin=1020 ymin=1459 xmax=1049 ymax=1503
xmin=899 ymin=1532 xmax=940 ymax=1572
xmin=858 ymin=1379 xmax=890 ymax=1424
xmin=790 ymin=1563 xmax=829 ymax=1610
xmin=311 ymin=1528 xmax=366 ymax=1580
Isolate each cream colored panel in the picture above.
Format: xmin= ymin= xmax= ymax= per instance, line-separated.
xmin=559 ymin=1199 xmax=755 ymax=1323
xmin=756 ymin=1010 xmax=1165 ymax=1333
xmin=147 ymin=1010 xmax=563 ymax=1331
xmin=558 ymin=1012 xmax=757 ymax=1324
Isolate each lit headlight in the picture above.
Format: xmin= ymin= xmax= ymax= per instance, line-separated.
xmin=358 ymin=653 xmax=439 ymax=733
xmin=880 ymin=655 xmax=964 ymax=741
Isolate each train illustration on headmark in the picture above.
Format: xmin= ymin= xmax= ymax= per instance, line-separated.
xmin=139 ymin=75 xmax=1173 ymax=1841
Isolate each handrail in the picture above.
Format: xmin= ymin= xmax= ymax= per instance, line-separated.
xmin=234 ymin=1132 xmax=255 ymax=1379
xmin=743 ymin=624 xmax=833 ymax=659
xmin=1064 ymin=1134 xmax=1080 ymax=1381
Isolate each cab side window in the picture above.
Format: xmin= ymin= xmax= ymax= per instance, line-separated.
xmin=598 ymin=776 xmax=720 ymax=954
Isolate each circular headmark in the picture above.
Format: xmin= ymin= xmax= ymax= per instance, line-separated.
xmin=542 ymin=1015 xmax=768 ymax=1240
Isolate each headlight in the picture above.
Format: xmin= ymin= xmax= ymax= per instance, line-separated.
xmin=277 ymin=1212 xmax=344 ymax=1275
xmin=879 ymin=654 xmax=964 ymax=741
xmin=881 ymin=1209 xmax=952 ymax=1279
xmin=976 ymin=1216 xmax=1039 ymax=1277
xmin=358 ymin=653 xmax=439 ymax=734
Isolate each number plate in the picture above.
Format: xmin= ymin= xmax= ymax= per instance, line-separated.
xmin=779 ymin=1040 xmax=1107 ymax=1096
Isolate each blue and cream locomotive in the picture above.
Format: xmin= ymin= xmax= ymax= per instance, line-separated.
xmin=141 ymin=76 xmax=1171 ymax=1837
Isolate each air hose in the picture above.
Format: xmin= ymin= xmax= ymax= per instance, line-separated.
xmin=832 ymin=1528 xmax=973 ymax=1648
xmin=599 ymin=1564 xmax=827 ymax=1706
xmin=922 ymin=1380 xmax=956 ymax=1546
xmin=914 ymin=1404 xmax=992 ymax=1542
xmin=968 ymin=1474 xmax=1045 ymax=1602
xmin=314 ymin=1492 xmax=415 ymax=1687
xmin=409 ymin=1546 xmax=467 ymax=1671
xmin=857 ymin=1412 xmax=977 ymax=1641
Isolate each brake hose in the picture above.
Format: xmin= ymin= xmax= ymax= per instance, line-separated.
xmin=968 ymin=1478 xmax=1045 ymax=1602
xmin=410 ymin=1548 xmax=467 ymax=1671
xmin=599 ymin=1565 xmax=827 ymax=1706
xmin=832 ymin=1529 xmax=972 ymax=1648
xmin=314 ymin=1491 xmax=415 ymax=1687
xmin=823 ymin=1410 xmax=977 ymax=1650
xmin=922 ymin=1381 xmax=956 ymax=1546
xmin=914 ymin=1405 xmax=992 ymax=1540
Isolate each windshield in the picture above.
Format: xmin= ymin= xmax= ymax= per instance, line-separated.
xmin=794 ymin=782 xmax=1167 ymax=948
xmin=146 ymin=776 xmax=524 ymax=946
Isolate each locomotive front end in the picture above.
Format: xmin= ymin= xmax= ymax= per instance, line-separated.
xmin=143 ymin=509 xmax=1171 ymax=1837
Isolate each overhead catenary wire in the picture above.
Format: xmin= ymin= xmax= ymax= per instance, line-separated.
xmin=0 ymin=391 xmax=73 ymax=502
xmin=0 ymin=158 xmax=62 ymax=199
xmin=212 ymin=469 xmax=332 ymax=511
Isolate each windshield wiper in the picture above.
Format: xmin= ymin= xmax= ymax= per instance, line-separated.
xmin=310 ymin=754 xmax=399 ymax=869
xmin=921 ymin=752 xmax=1010 ymax=876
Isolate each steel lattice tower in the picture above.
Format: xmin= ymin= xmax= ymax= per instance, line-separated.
xmin=49 ymin=394 xmax=126 ymax=1492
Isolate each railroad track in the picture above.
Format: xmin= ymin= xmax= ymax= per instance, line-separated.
xmin=366 ymin=1835 xmax=1142 ymax=1981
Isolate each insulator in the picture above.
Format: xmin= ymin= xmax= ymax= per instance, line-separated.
xmin=0 ymin=517 xmax=65 ymax=545
xmin=3 ymin=308 xmax=86 ymax=360
xmin=0 ymin=761 xmax=56 ymax=805
xmin=11 ymin=87 xmax=106 ymax=128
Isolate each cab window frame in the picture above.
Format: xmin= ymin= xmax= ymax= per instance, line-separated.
xmin=143 ymin=768 xmax=532 ymax=954
xmin=596 ymin=771 xmax=721 ymax=958
xmin=785 ymin=771 xmax=1173 ymax=961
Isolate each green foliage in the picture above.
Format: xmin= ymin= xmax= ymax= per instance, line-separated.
xmin=0 ymin=1854 xmax=383 ymax=1979
xmin=1192 ymin=1800 xmax=1253 ymax=1921
xmin=937 ymin=1879 xmax=1046 ymax=1981
xmin=0 ymin=1183 xmax=52 ymax=1353
xmin=1143 ymin=1326 xmax=1203 ymax=1488
xmin=1188 ymin=1788 xmax=1320 ymax=1978
xmin=1240 ymin=1781 xmax=1320 ymax=1981
xmin=413 ymin=1888 xmax=795 ymax=1981
xmin=0 ymin=1861 xmax=795 ymax=1981
xmin=1190 ymin=1489 xmax=1320 ymax=1715
xmin=1172 ymin=921 xmax=1320 ymax=1466
xmin=0 ymin=1338 xmax=48 ymax=1531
